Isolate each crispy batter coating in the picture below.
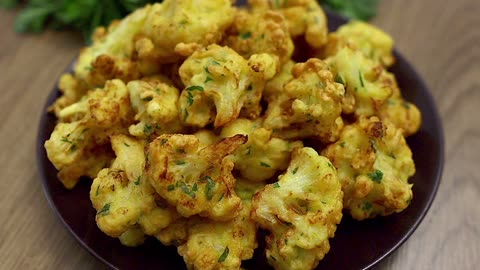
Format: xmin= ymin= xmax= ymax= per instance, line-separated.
xmin=263 ymin=58 xmax=345 ymax=143
xmin=142 ymin=0 xmax=234 ymax=63
xmin=326 ymin=47 xmax=394 ymax=116
xmin=249 ymin=0 xmax=328 ymax=49
xmin=263 ymin=60 xmax=295 ymax=101
xmin=146 ymin=134 xmax=247 ymax=221
xmin=377 ymin=97 xmax=421 ymax=136
xmin=49 ymin=74 xmax=89 ymax=116
xmin=224 ymin=9 xmax=293 ymax=63
xmin=251 ymin=147 xmax=343 ymax=270
xmin=221 ymin=118 xmax=303 ymax=182
xmin=74 ymin=6 xmax=149 ymax=88
xmin=322 ymin=117 xmax=415 ymax=220
xmin=90 ymin=135 xmax=177 ymax=239
xmin=178 ymin=45 xmax=277 ymax=127
xmin=127 ymin=77 xmax=184 ymax=139
xmin=319 ymin=21 xmax=395 ymax=67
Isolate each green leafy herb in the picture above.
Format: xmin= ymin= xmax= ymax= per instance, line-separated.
xmin=61 ymin=136 xmax=73 ymax=144
xmin=167 ymin=184 xmax=175 ymax=191
xmin=204 ymin=176 xmax=216 ymax=200
xmin=362 ymin=201 xmax=373 ymax=211
xmin=134 ymin=176 xmax=141 ymax=185
xmin=204 ymin=66 xmax=210 ymax=74
xmin=192 ymin=183 xmax=198 ymax=192
xmin=218 ymin=193 xmax=224 ymax=202
xmin=124 ymin=143 xmax=130 ymax=147
xmin=98 ymin=203 xmax=111 ymax=216
xmin=186 ymin=85 xmax=204 ymax=92
xmin=175 ymin=160 xmax=186 ymax=165
xmin=142 ymin=96 xmax=153 ymax=102
xmin=184 ymin=108 xmax=189 ymax=121
xmin=402 ymin=101 xmax=411 ymax=109
xmin=260 ymin=162 xmax=271 ymax=168
xmin=339 ymin=142 xmax=346 ymax=147
xmin=292 ymin=167 xmax=298 ymax=174
xmin=273 ymin=182 xmax=280 ymax=188
xmin=322 ymin=0 xmax=380 ymax=21
xmin=368 ymin=169 xmax=383 ymax=183
xmin=218 ymin=247 xmax=229 ymax=263
xmin=204 ymin=76 xmax=213 ymax=83
xmin=95 ymin=185 xmax=100 ymax=196
xmin=358 ymin=70 xmax=365 ymax=87
xmin=240 ymin=31 xmax=252 ymax=39
xmin=335 ymin=74 xmax=345 ymax=85
xmin=144 ymin=124 xmax=153 ymax=136
xmin=186 ymin=91 xmax=194 ymax=106
xmin=181 ymin=182 xmax=196 ymax=198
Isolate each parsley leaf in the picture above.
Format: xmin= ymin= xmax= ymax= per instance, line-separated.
xmin=218 ymin=247 xmax=229 ymax=262
xmin=322 ymin=0 xmax=380 ymax=21
xmin=368 ymin=169 xmax=383 ymax=183
xmin=98 ymin=203 xmax=111 ymax=216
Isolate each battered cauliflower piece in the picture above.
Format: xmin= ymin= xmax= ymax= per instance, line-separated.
xmin=326 ymin=47 xmax=394 ymax=116
xmin=249 ymin=0 xmax=328 ymax=49
xmin=320 ymin=21 xmax=395 ymax=67
xmin=251 ymin=147 xmax=343 ymax=270
xmin=127 ymin=77 xmax=183 ymax=140
xmin=322 ymin=117 xmax=415 ymax=220
xmin=178 ymin=45 xmax=277 ymax=127
xmin=44 ymin=121 xmax=114 ymax=189
xmin=263 ymin=60 xmax=295 ymax=101
xmin=142 ymin=0 xmax=234 ymax=63
xmin=263 ymin=58 xmax=345 ymax=143
xmin=90 ymin=135 xmax=177 ymax=239
xmin=49 ymin=74 xmax=88 ymax=117
xmin=146 ymin=134 xmax=247 ymax=221
xmin=221 ymin=118 xmax=303 ymax=182
xmin=74 ymin=6 xmax=150 ymax=88
xmin=224 ymin=9 xmax=293 ymax=64
xmin=193 ymin=129 xmax=220 ymax=147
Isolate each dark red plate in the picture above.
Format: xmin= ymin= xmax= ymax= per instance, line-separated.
xmin=36 ymin=10 xmax=444 ymax=270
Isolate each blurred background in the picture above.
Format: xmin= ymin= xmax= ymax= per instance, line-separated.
xmin=0 ymin=0 xmax=478 ymax=269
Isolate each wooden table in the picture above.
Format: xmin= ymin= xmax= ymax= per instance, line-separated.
xmin=0 ymin=0 xmax=478 ymax=269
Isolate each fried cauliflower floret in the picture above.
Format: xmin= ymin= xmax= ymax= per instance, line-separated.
xmin=90 ymin=135 xmax=177 ymax=240
xmin=44 ymin=121 xmax=114 ymax=189
xmin=49 ymin=74 xmax=89 ymax=116
xmin=74 ymin=6 xmax=150 ymax=88
xmin=322 ymin=117 xmax=415 ymax=220
xmin=320 ymin=21 xmax=394 ymax=67
xmin=178 ymin=45 xmax=277 ymax=127
xmin=263 ymin=58 xmax=344 ymax=143
xmin=146 ymin=134 xmax=247 ymax=221
xmin=249 ymin=0 xmax=328 ymax=49
xmin=326 ymin=47 xmax=394 ymax=116
xmin=221 ymin=118 xmax=303 ymax=182
xmin=142 ymin=0 xmax=234 ymax=63
xmin=224 ymin=9 xmax=293 ymax=63
xmin=127 ymin=78 xmax=184 ymax=139
xmin=263 ymin=60 xmax=295 ymax=101
xmin=251 ymin=147 xmax=343 ymax=270
xmin=193 ymin=129 xmax=220 ymax=147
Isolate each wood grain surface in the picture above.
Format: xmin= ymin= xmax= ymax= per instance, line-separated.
xmin=0 ymin=0 xmax=479 ymax=269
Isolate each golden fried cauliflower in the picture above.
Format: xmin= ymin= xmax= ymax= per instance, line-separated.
xmin=146 ymin=134 xmax=247 ymax=221
xmin=49 ymin=74 xmax=88 ymax=116
xmin=44 ymin=121 xmax=114 ymax=189
xmin=322 ymin=117 xmax=415 ymax=220
xmin=90 ymin=135 xmax=177 ymax=240
xmin=221 ymin=118 xmax=303 ymax=182
xmin=326 ymin=47 xmax=394 ymax=116
xmin=74 ymin=6 xmax=150 ymax=88
xmin=249 ymin=0 xmax=328 ymax=49
xmin=320 ymin=21 xmax=395 ymax=67
xmin=178 ymin=45 xmax=277 ymax=127
xmin=224 ymin=8 xmax=293 ymax=63
xmin=193 ymin=129 xmax=220 ymax=147
xmin=263 ymin=60 xmax=295 ymax=101
xmin=127 ymin=77 xmax=184 ymax=139
xmin=263 ymin=58 xmax=344 ymax=143
xmin=142 ymin=0 xmax=234 ymax=63
xmin=251 ymin=147 xmax=343 ymax=270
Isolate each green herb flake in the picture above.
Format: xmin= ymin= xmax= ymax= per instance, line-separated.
xmin=98 ymin=203 xmax=111 ymax=216
xmin=273 ymin=182 xmax=280 ymax=188
xmin=124 ymin=143 xmax=130 ymax=147
xmin=61 ymin=136 xmax=73 ymax=144
xmin=184 ymin=109 xmax=189 ymax=121
xmin=218 ymin=193 xmax=225 ymax=202
xmin=95 ymin=185 xmax=100 ymax=196
xmin=402 ymin=101 xmax=411 ymax=109
xmin=204 ymin=66 xmax=210 ymax=74
xmin=368 ymin=169 xmax=383 ymax=183
xmin=270 ymin=255 xmax=277 ymax=262
xmin=134 ymin=176 xmax=141 ymax=185
xmin=186 ymin=85 xmax=204 ymax=92
xmin=69 ymin=144 xmax=77 ymax=152
xmin=218 ymin=247 xmax=230 ymax=262
xmin=204 ymin=76 xmax=213 ymax=83
xmin=142 ymin=96 xmax=153 ymax=102
xmin=181 ymin=182 xmax=196 ymax=198
xmin=144 ymin=124 xmax=153 ymax=136
xmin=358 ymin=70 xmax=365 ymax=87
xmin=246 ymin=84 xmax=253 ymax=91
xmin=240 ymin=32 xmax=252 ymax=39
xmin=327 ymin=162 xmax=334 ymax=169
xmin=160 ymin=139 xmax=168 ymax=145
xmin=260 ymin=162 xmax=271 ymax=168
xmin=187 ymin=91 xmax=194 ymax=106
xmin=206 ymin=177 xmax=216 ymax=200
xmin=245 ymin=146 xmax=252 ymax=155
xmin=335 ymin=74 xmax=345 ymax=85
xmin=167 ymin=184 xmax=175 ymax=191
xmin=363 ymin=201 xmax=373 ymax=211
xmin=175 ymin=160 xmax=186 ymax=165
xmin=192 ymin=183 xmax=198 ymax=192
xmin=292 ymin=167 xmax=298 ymax=174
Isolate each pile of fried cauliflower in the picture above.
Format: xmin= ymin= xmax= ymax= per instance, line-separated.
xmin=44 ymin=0 xmax=421 ymax=269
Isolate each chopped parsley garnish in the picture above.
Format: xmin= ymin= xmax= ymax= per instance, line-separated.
xmin=186 ymin=91 xmax=194 ymax=106
xmin=95 ymin=185 xmax=100 ymax=196
xmin=204 ymin=76 xmax=213 ymax=83
xmin=368 ymin=169 xmax=383 ymax=183
xmin=160 ymin=139 xmax=168 ymax=145
xmin=358 ymin=70 xmax=365 ymax=87
xmin=98 ymin=203 xmax=111 ymax=216
xmin=218 ymin=247 xmax=229 ymax=262
xmin=327 ymin=162 xmax=334 ymax=169
xmin=181 ymin=182 xmax=196 ymax=198
xmin=192 ymin=183 xmax=198 ymax=192
xmin=184 ymin=109 xmax=189 ymax=121
xmin=240 ymin=32 xmax=252 ymax=39
xmin=205 ymin=177 xmax=216 ymax=200
xmin=204 ymin=66 xmax=210 ymax=74
xmin=292 ymin=167 xmax=298 ymax=174
xmin=273 ymin=182 xmax=280 ymax=188
xmin=363 ymin=201 xmax=373 ymax=211
xmin=61 ymin=136 xmax=73 ymax=144
xmin=124 ymin=143 xmax=130 ymax=147
xmin=142 ymin=96 xmax=153 ymax=102
xmin=144 ymin=124 xmax=153 ymax=136
xmin=186 ymin=85 xmax=204 ymax=92
xmin=402 ymin=101 xmax=411 ymax=109
xmin=175 ymin=160 xmax=186 ymax=165
xmin=335 ymin=74 xmax=344 ymax=84
xmin=339 ymin=142 xmax=346 ymax=147
xmin=218 ymin=193 xmax=224 ymax=202
xmin=245 ymin=146 xmax=252 ymax=155
xmin=167 ymin=184 xmax=175 ymax=191
xmin=134 ymin=176 xmax=141 ymax=185
xmin=260 ymin=162 xmax=271 ymax=168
